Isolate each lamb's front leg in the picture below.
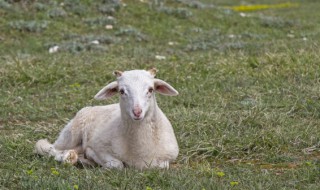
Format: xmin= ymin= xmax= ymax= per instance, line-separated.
xmin=102 ymin=154 xmax=124 ymax=169
xmin=56 ymin=150 xmax=78 ymax=164
xmin=85 ymin=148 xmax=124 ymax=169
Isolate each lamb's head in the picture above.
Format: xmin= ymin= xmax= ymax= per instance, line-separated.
xmin=94 ymin=69 xmax=178 ymax=121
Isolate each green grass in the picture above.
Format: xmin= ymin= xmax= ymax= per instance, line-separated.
xmin=1 ymin=0 xmax=320 ymax=189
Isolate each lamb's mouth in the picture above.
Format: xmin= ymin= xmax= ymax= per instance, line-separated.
xmin=133 ymin=116 xmax=143 ymax=121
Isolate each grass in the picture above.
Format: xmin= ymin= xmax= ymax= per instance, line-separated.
xmin=1 ymin=0 xmax=320 ymax=189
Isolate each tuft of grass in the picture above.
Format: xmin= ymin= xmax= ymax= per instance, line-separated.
xmin=84 ymin=16 xmax=117 ymax=27
xmin=47 ymin=7 xmax=68 ymax=18
xmin=0 ymin=0 xmax=12 ymax=10
xmin=33 ymin=2 xmax=47 ymax=11
xmin=157 ymin=7 xmax=193 ymax=19
xmin=9 ymin=20 xmax=49 ymax=33
xmin=98 ymin=0 xmax=121 ymax=15
xmin=260 ymin=16 xmax=296 ymax=29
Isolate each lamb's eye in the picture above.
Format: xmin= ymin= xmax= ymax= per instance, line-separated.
xmin=148 ymin=88 xmax=154 ymax=93
xmin=119 ymin=89 xmax=125 ymax=95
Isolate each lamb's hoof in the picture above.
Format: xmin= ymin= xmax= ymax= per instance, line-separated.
xmin=103 ymin=161 xmax=124 ymax=169
xmin=63 ymin=150 xmax=78 ymax=165
xmin=158 ymin=161 xmax=169 ymax=169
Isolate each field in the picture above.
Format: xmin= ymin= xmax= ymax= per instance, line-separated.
xmin=1 ymin=0 xmax=320 ymax=189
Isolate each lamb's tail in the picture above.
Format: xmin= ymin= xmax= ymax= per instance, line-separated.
xmin=35 ymin=139 xmax=78 ymax=164
xmin=35 ymin=139 xmax=55 ymax=156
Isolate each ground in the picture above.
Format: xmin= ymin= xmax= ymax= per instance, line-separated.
xmin=0 ymin=0 xmax=320 ymax=189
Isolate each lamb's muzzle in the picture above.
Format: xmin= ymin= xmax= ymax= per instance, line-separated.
xmin=132 ymin=105 xmax=142 ymax=119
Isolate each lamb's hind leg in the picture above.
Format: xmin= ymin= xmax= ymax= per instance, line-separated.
xmin=35 ymin=119 xmax=83 ymax=164
xmin=53 ymin=119 xmax=83 ymax=150
xmin=53 ymin=119 xmax=86 ymax=164
xmin=35 ymin=139 xmax=79 ymax=164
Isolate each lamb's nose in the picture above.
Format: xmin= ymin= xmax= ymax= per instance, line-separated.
xmin=133 ymin=107 xmax=142 ymax=117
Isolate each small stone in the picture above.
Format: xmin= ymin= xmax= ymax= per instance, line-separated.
xmin=155 ymin=55 xmax=166 ymax=60
xmin=287 ymin=34 xmax=295 ymax=38
xmin=49 ymin=45 xmax=59 ymax=53
xmin=239 ymin=12 xmax=246 ymax=17
xmin=168 ymin=41 xmax=178 ymax=46
xmin=91 ymin=40 xmax=100 ymax=45
xmin=105 ymin=25 xmax=113 ymax=30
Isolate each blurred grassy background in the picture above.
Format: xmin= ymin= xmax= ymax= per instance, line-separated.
xmin=1 ymin=0 xmax=320 ymax=189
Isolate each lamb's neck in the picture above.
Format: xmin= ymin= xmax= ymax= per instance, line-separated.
xmin=121 ymin=106 xmax=159 ymax=141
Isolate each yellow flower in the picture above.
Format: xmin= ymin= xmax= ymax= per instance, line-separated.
xmin=73 ymin=185 xmax=79 ymax=190
xmin=50 ymin=168 xmax=60 ymax=176
xmin=216 ymin=171 xmax=225 ymax=177
xmin=69 ymin=83 xmax=81 ymax=88
xmin=305 ymin=161 xmax=312 ymax=166
xmin=26 ymin=169 xmax=33 ymax=175
xmin=226 ymin=3 xmax=299 ymax=12
xmin=230 ymin=181 xmax=239 ymax=186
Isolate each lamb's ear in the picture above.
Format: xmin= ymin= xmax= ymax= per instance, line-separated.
xmin=148 ymin=68 xmax=158 ymax=77
xmin=114 ymin=70 xmax=123 ymax=78
xmin=94 ymin=81 xmax=118 ymax=100
xmin=154 ymin=79 xmax=179 ymax=96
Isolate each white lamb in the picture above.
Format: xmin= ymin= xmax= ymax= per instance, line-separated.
xmin=35 ymin=68 xmax=179 ymax=169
